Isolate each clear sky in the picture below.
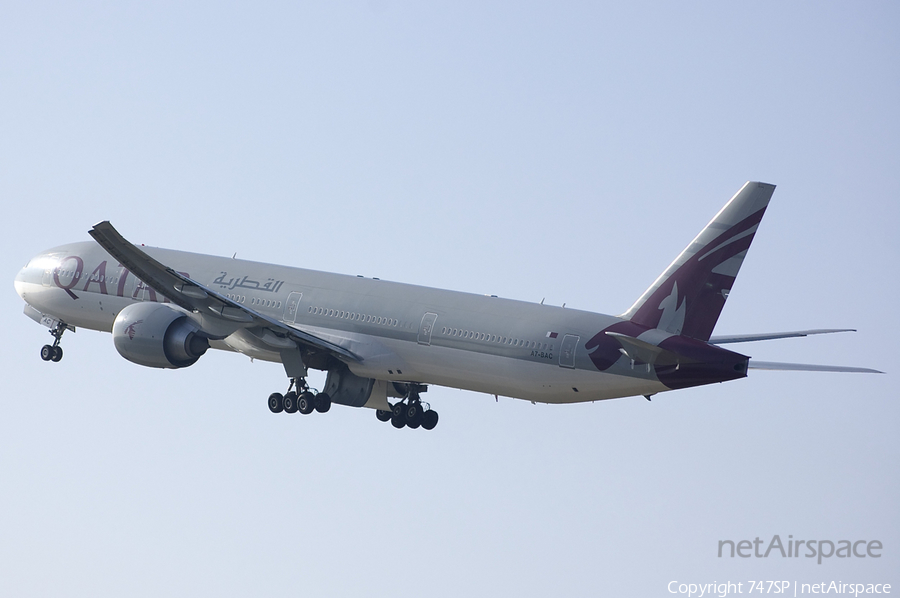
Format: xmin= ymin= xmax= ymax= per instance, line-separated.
xmin=1 ymin=2 xmax=897 ymax=596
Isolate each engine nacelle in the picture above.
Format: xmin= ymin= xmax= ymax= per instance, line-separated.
xmin=112 ymin=303 xmax=209 ymax=369
xmin=323 ymin=362 xmax=375 ymax=407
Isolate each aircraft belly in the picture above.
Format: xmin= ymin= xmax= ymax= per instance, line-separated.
xmin=287 ymin=327 xmax=668 ymax=403
xmin=388 ymin=340 xmax=667 ymax=404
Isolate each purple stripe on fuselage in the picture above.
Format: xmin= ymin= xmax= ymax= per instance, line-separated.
xmin=583 ymin=320 xmax=749 ymax=392
xmin=584 ymin=320 xmax=651 ymax=371
xmin=654 ymin=335 xmax=749 ymax=390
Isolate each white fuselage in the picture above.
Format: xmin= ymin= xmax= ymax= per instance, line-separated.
xmin=16 ymin=241 xmax=669 ymax=405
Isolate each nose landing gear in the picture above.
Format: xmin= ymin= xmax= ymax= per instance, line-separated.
xmin=40 ymin=321 xmax=68 ymax=362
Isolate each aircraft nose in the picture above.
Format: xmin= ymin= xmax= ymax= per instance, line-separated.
xmin=14 ymin=254 xmax=49 ymax=300
xmin=14 ymin=264 xmax=30 ymax=299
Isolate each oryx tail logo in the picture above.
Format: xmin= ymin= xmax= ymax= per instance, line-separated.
xmin=124 ymin=320 xmax=143 ymax=340
xmin=657 ymin=281 xmax=686 ymax=335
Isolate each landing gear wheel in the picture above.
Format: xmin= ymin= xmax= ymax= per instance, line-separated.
xmin=391 ymin=402 xmax=407 ymax=429
xmin=422 ymin=409 xmax=439 ymax=430
xmin=298 ymin=391 xmax=316 ymax=415
xmin=406 ymin=403 xmax=424 ymax=429
xmin=315 ymin=393 xmax=331 ymax=413
xmin=376 ymin=407 xmax=392 ymax=422
xmin=268 ymin=393 xmax=284 ymax=413
xmin=283 ymin=391 xmax=298 ymax=414
xmin=41 ymin=321 xmax=68 ymax=363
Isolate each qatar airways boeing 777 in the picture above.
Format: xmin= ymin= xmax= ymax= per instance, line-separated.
xmin=14 ymin=182 xmax=880 ymax=430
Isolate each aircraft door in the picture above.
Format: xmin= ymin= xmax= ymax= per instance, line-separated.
xmin=283 ymin=292 xmax=303 ymax=323
xmin=559 ymin=334 xmax=579 ymax=368
xmin=134 ymin=280 xmax=149 ymax=301
xmin=418 ymin=313 xmax=438 ymax=346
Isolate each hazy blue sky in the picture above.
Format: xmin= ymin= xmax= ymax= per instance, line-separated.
xmin=2 ymin=2 xmax=897 ymax=596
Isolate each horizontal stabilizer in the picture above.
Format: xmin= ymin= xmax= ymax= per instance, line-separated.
xmin=748 ymin=360 xmax=883 ymax=374
xmin=605 ymin=331 xmax=689 ymax=366
xmin=710 ymin=329 xmax=856 ymax=344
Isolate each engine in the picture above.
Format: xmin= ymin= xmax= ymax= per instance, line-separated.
xmin=322 ymin=362 xmax=376 ymax=407
xmin=112 ymin=303 xmax=209 ymax=369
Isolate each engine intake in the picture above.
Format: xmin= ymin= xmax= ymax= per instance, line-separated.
xmin=112 ymin=303 xmax=209 ymax=369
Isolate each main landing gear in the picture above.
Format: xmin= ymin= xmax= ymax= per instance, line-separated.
xmin=267 ymin=377 xmax=331 ymax=416
xmin=40 ymin=321 xmax=68 ymax=363
xmin=376 ymin=385 xmax=439 ymax=431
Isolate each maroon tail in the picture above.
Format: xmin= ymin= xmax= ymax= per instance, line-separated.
xmin=621 ymin=182 xmax=776 ymax=341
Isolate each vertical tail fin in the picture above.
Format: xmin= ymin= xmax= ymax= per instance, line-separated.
xmin=621 ymin=181 xmax=776 ymax=341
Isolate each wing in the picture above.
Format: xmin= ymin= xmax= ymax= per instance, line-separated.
xmin=748 ymin=361 xmax=883 ymax=374
xmin=88 ymin=221 xmax=360 ymax=363
xmin=709 ymin=329 xmax=856 ymax=344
